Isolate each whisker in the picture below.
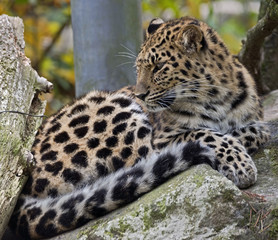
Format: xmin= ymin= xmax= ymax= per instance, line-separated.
xmin=116 ymin=54 xmax=136 ymax=60
xmin=120 ymin=44 xmax=136 ymax=55
xmin=116 ymin=61 xmax=136 ymax=68
xmin=157 ymin=99 xmax=172 ymax=110
xmin=117 ymin=52 xmax=136 ymax=57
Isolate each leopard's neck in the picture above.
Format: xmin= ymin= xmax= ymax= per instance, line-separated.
xmin=148 ymin=96 xmax=261 ymax=139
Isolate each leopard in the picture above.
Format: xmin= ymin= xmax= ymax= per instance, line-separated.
xmin=9 ymin=16 xmax=270 ymax=239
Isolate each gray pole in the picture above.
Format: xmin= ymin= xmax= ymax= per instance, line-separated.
xmin=71 ymin=0 xmax=142 ymax=97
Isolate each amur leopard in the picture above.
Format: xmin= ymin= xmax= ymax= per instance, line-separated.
xmin=10 ymin=16 xmax=270 ymax=239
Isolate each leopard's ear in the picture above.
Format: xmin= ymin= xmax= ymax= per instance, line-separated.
xmin=146 ymin=18 xmax=164 ymax=37
xmin=177 ymin=25 xmax=203 ymax=54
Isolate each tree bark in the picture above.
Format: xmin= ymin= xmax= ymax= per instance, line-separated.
xmin=238 ymin=0 xmax=278 ymax=95
xmin=0 ymin=15 xmax=52 ymax=239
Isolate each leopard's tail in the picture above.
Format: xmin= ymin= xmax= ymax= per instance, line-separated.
xmin=10 ymin=141 xmax=215 ymax=239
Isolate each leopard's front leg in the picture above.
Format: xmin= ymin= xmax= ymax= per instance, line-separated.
xmin=155 ymin=129 xmax=258 ymax=189
xmin=228 ymin=121 xmax=270 ymax=155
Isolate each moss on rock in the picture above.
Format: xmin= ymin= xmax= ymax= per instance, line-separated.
xmin=269 ymin=206 xmax=278 ymax=239
xmin=50 ymin=166 xmax=254 ymax=240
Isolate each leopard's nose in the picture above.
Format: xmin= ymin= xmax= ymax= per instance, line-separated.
xmin=135 ymin=91 xmax=150 ymax=101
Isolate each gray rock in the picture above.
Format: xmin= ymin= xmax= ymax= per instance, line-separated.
xmin=263 ymin=90 xmax=278 ymax=122
xmin=51 ymin=165 xmax=252 ymax=240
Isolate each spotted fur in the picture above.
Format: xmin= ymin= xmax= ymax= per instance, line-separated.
xmin=10 ymin=17 xmax=270 ymax=239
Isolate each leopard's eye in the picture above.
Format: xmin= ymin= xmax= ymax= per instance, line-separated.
xmin=153 ymin=62 xmax=166 ymax=74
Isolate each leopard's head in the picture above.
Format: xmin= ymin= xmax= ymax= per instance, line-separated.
xmin=135 ymin=17 xmax=236 ymax=113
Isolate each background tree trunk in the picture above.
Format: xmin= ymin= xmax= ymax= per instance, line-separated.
xmin=0 ymin=15 xmax=52 ymax=239
xmin=71 ymin=0 xmax=143 ymax=97
xmin=259 ymin=0 xmax=278 ymax=93
xmin=238 ymin=0 xmax=278 ymax=95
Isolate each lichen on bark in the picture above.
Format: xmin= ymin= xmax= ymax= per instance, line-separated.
xmin=0 ymin=15 xmax=52 ymax=239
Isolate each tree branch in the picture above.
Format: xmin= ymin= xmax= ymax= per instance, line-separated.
xmin=238 ymin=0 xmax=278 ymax=94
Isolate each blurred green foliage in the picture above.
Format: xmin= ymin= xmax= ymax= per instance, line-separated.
xmin=142 ymin=0 xmax=259 ymax=53
xmin=0 ymin=0 xmax=73 ymax=115
xmin=0 ymin=0 xmax=259 ymax=115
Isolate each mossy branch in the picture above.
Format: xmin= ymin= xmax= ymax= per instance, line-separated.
xmin=0 ymin=15 xmax=51 ymax=239
xmin=238 ymin=0 xmax=278 ymax=94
